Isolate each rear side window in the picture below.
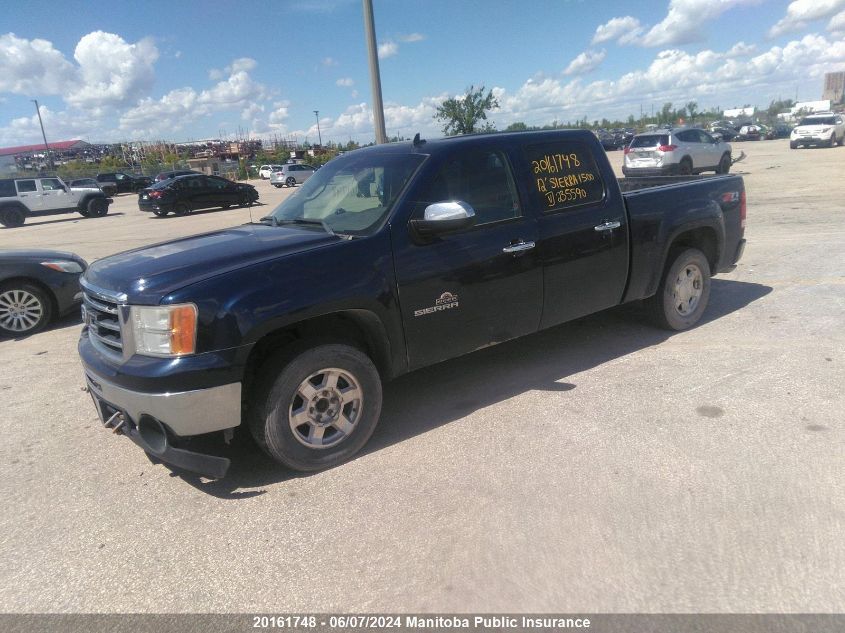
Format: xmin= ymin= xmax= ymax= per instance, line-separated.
xmin=523 ymin=142 xmax=605 ymax=212
xmin=630 ymin=135 xmax=669 ymax=148
xmin=16 ymin=180 xmax=37 ymax=193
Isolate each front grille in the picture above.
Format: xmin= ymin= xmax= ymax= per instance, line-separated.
xmin=83 ymin=289 xmax=124 ymax=355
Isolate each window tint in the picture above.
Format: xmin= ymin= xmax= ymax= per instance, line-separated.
xmin=16 ymin=180 xmax=37 ymax=193
xmin=417 ymin=149 xmax=520 ymax=225
xmin=115 ymin=173 xmax=127 ymax=181
xmin=40 ymin=178 xmax=64 ymax=191
xmin=0 ymin=180 xmax=16 ymax=197
xmin=630 ymin=135 xmax=668 ymax=148
xmin=698 ymin=130 xmax=715 ymax=143
xmin=524 ymin=142 xmax=605 ymax=212
xmin=186 ymin=176 xmax=205 ymax=188
xmin=206 ymin=177 xmax=230 ymax=190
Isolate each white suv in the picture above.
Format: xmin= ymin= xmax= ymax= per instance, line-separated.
xmin=789 ymin=113 xmax=845 ymax=149
xmin=623 ymin=128 xmax=733 ymax=176
xmin=258 ymin=164 xmax=284 ymax=179
xmin=0 ymin=177 xmax=112 ymax=227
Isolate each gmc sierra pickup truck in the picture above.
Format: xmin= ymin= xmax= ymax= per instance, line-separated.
xmin=78 ymin=130 xmax=746 ymax=478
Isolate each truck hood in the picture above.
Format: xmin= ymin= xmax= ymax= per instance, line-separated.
xmin=83 ymin=224 xmax=339 ymax=303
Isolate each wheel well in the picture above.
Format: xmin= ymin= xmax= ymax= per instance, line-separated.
xmin=0 ymin=276 xmax=58 ymax=316
xmin=242 ymin=311 xmax=392 ymax=397
xmin=668 ymin=227 xmax=719 ymax=273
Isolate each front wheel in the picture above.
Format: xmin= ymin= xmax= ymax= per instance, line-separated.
xmin=0 ymin=282 xmax=53 ymax=337
xmin=87 ymin=197 xmax=108 ymax=217
xmin=790 ymin=141 xmax=798 ymax=149
xmin=716 ymin=153 xmax=731 ymax=174
xmin=647 ymin=248 xmax=711 ymax=331
xmin=249 ymin=343 xmax=383 ymax=472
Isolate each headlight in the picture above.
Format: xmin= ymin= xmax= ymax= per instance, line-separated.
xmin=130 ymin=303 xmax=197 ymax=357
xmin=41 ymin=260 xmax=84 ymax=273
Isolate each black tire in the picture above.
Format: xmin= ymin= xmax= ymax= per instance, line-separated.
xmin=249 ymin=343 xmax=383 ymax=472
xmin=174 ymin=202 xmax=190 ymax=216
xmin=78 ymin=209 xmax=90 ymax=218
xmin=0 ymin=206 xmax=26 ymax=228
xmin=647 ymin=248 xmax=712 ymax=331
xmin=790 ymin=141 xmax=798 ymax=149
xmin=828 ymin=135 xmax=836 ymax=148
xmin=86 ymin=197 xmax=108 ymax=217
xmin=221 ymin=202 xmax=232 ymax=209
xmin=285 ymin=177 xmax=296 ymax=187
xmin=152 ymin=208 xmax=168 ymax=217
xmin=839 ymin=134 xmax=844 ymax=147
xmin=273 ymin=184 xmax=283 ymax=188
xmin=239 ymin=195 xmax=253 ymax=208
xmin=678 ymin=158 xmax=693 ymax=175
xmin=0 ymin=281 xmax=53 ymax=337
xmin=716 ymin=153 xmax=731 ymax=174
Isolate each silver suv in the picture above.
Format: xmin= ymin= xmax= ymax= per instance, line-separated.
xmin=623 ymin=128 xmax=733 ymax=176
xmin=270 ymin=164 xmax=316 ymax=188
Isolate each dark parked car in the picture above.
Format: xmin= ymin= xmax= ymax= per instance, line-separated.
xmin=710 ymin=126 xmax=737 ymax=142
xmin=0 ymin=249 xmax=87 ymax=336
xmin=154 ymin=169 xmax=199 ymax=183
xmin=138 ymin=174 xmax=259 ymax=217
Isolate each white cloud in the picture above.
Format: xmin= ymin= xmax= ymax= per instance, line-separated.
xmin=642 ymin=0 xmax=761 ymax=47
xmin=564 ymin=50 xmax=607 ymax=76
xmin=830 ymin=10 xmax=845 ymax=32
xmin=0 ymin=105 xmax=97 ymax=146
xmin=66 ymin=31 xmax=158 ymax=109
xmin=226 ymin=57 xmax=256 ymax=74
xmin=398 ymin=33 xmax=425 ymax=42
xmin=592 ymin=17 xmax=644 ymax=45
xmin=769 ymin=0 xmax=845 ymax=37
xmin=0 ymin=33 xmax=77 ymax=95
xmin=322 ymin=56 xmax=338 ymax=66
xmin=726 ymin=41 xmax=757 ymax=57
xmin=336 ymin=77 xmax=355 ymax=87
xmin=378 ymin=41 xmax=398 ymax=59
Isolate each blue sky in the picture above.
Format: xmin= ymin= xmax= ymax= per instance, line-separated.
xmin=1 ymin=0 xmax=844 ymax=147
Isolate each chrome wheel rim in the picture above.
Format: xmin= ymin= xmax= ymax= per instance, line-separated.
xmin=289 ymin=368 xmax=363 ymax=449
xmin=671 ymin=264 xmax=703 ymax=316
xmin=0 ymin=289 xmax=44 ymax=332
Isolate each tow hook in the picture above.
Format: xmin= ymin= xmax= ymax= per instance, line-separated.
xmin=103 ymin=410 xmax=126 ymax=434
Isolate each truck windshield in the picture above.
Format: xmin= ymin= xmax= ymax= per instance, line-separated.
xmin=264 ymin=152 xmax=425 ymax=236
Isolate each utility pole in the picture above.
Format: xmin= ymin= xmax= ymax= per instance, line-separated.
xmin=362 ymin=0 xmax=387 ymax=144
xmin=313 ymin=110 xmax=322 ymax=147
xmin=31 ymin=99 xmax=52 ymax=171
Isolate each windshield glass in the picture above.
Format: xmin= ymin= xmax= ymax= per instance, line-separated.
xmin=799 ymin=116 xmax=835 ymax=126
xmin=265 ymin=151 xmax=425 ymax=236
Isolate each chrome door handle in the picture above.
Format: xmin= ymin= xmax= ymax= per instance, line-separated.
xmin=502 ymin=241 xmax=536 ymax=253
xmin=594 ymin=220 xmax=621 ymax=232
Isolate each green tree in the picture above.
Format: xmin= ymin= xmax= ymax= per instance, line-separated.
xmin=505 ymin=122 xmax=529 ymax=131
xmin=660 ymin=102 xmax=674 ymax=124
xmin=434 ymin=85 xmax=499 ymax=136
xmin=98 ymin=155 xmax=128 ymax=171
xmin=686 ymin=101 xmax=699 ymax=122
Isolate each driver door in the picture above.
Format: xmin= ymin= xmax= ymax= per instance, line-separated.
xmin=39 ymin=178 xmax=71 ymax=211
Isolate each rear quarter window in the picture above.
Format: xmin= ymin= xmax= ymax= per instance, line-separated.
xmin=523 ymin=142 xmax=605 ymax=212
xmin=0 ymin=180 xmax=16 ymax=197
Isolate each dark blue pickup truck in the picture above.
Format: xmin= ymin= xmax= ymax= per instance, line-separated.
xmin=78 ymin=130 xmax=746 ymax=478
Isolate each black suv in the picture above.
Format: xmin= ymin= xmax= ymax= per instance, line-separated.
xmin=138 ymin=174 xmax=259 ymax=216
xmin=96 ymin=172 xmax=153 ymax=196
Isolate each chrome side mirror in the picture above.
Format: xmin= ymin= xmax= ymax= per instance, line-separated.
xmin=410 ymin=201 xmax=476 ymax=237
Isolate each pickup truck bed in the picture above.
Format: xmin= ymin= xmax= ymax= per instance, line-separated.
xmin=78 ymin=129 xmax=746 ymax=477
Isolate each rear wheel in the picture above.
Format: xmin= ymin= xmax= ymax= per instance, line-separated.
xmin=716 ymin=153 xmax=731 ymax=174
xmin=239 ymin=195 xmax=253 ymax=208
xmin=286 ymin=177 xmax=296 ymax=187
xmin=174 ymin=202 xmax=190 ymax=216
xmin=153 ymin=208 xmax=168 ymax=217
xmin=0 ymin=206 xmax=26 ymax=228
xmin=678 ymin=158 xmax=693 ymax=175
xmin=0 ymin=282 xmax=52 ymax=337
xmin=647 ymin=248 xmax=711 ymax=331
xmin=86 ymin=197 xmax=108 ymax=217
xmin=249 ymin=343 xmax=383 ymax=472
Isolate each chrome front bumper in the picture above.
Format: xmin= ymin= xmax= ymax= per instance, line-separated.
xmin=84 ymin=370 xmax=242 ymax=437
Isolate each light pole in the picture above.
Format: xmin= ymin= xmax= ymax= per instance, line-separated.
xmin=313 ymin=110 xmax=322 ymax=147
xmin=362 ymin=0 xmax=387 ymax=144
xmin=31 ymin=99 xmax=52 ymax=170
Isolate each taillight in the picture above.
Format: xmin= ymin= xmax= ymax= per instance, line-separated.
xmin=658 ymin=144 xmax=677 ymax=152
xmin=623 ymin=146 xmax=632 ymax=154
xmin=740 ymin=190 xmax=746 ymax=229
xmin=149 ymin=190 xmax=163 ymax=199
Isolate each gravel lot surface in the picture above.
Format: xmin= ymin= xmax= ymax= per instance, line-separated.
xmin=1 ymin=142 xmax=843 ymax=613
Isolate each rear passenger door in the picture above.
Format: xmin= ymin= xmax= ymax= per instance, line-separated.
xmin=15 ymin=179 xmax=40 ymax=210
xmin=392 ymin=145 xmax=542 ymax=369
xmin=522 ymin=140 xmax=630 ymax=328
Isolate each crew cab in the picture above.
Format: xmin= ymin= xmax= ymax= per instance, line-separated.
xmin=96 ymin=172 xmax=153 ymax=196
xmin=78 ymin=130 xmax=747 ymax=478
xmin=0 ymin=177 xmax=113 ymax=228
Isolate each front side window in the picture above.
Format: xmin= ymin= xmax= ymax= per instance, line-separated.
xmin=524 ymin=142 xmax=605 ymax=212
xmin=40 ymin=178 xmax=63 ymax=191
xmin=266 ymin=152 xmax=425 ymax=236
xmin=414 ymin=149 xmax=520 ymax=226
xmin=16 ymin=180 xmax=37 ymax=193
